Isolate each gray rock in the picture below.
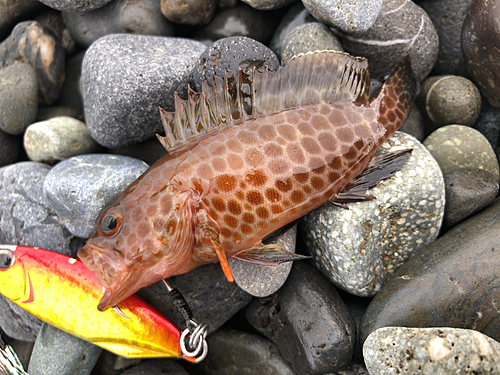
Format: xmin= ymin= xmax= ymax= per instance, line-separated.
xmin=24 ymin=117 xmax=100 ymax=163
xmin=364 ymin=327 xmax=500 ymax=375
xmin=0 ymin=0 xmax=42 ymax=39
xmin=62 ymin=0 xmax=173 ymax=48
xmin=6 ymin=336 xmax=35 ymax=370
xmin=443 ymin=168 xmax=499 ymax=229
xmin=81 ymin=34 xmax=206 ymax=148
xmin=111 ymin=137 xmax=167 ymax=166
xmin=228 ymin=225 xmax=296 ymax=297
xmin=0 ymin=130 xmax=21 ymax=167
xmin=161 ymin=0 xmax=218 ymax=25
xmin=241 ymin=0 xmax=297 ymax=10
xmin=35 ymin=11 xmax=76 ymax=54
xmin=247 ymin=262 xmax=356 ymax=374
xmin=120 ymin=359 xmax=190 ymax=375
xmin=193 ymin=36 xmax=279 ymax=92
xmin=57 ymin=51 xmax=85 ymax=117
xmin=474 ymin=98 xmax=500 ymax=151
xmin=0 ymin=295 xmax=42 ymax=341
xmin=301 ymin=132 xmax=445 ymax=297
xmin=281 ymin=22 xmax=343 ymax=66
xmin=43 ymin=154 xmax=149 ymax=238
xmin=399 ymin=104 xmax=425 ymax=142
xmin=38 ymin=0 xmax=113 ymax=12
xmin=28 ymin=323 xmax=102 ymax=375
xmin=0 ymin=63 xmax=38 ymax=135
xmin=333 ymin=0 xmax=439 ymax=82
xmin=302 ymin=0 xmax=382 ymax=34
xmin=332 ymin=362 xmax=369 ymax=375
xmin=424 ymin=125 xmax=500 ymax=182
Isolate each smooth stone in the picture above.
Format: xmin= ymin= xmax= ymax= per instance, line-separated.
xmin=333 ymin=0 xmax=439 ymax=82
xmin=120 ymin=359 xmax=189 ymax=375
xmin=417 ymin=75 xmax=481 ymax=134
xmin=0 ymin=21 xmax=65 ymax=105
xmin=43 ymin=154 xmax=149 ymax=238
xmin=364 ymin=327 xmax=500 ymax=375
xmin=161 ymin=0 xmax=218 ymax=25
xmin=38 ymin=0 xmax=113 ymax=12
xmin=35 ymin=11 xmax=76 ymax=54
xmin=228 ymin=225 xmax=296 ymax=297
xmin=81 ymin=34 xmax=205 ymax=148
xmin=24 ymin=117 xmax=100 ymax=163
xmin=417 ymin=0 xmax=472 ymax=77
xmin=187 ymin=329 xmax=296 ymax=375
xmin=0 ymin=0 xmax=42 ymax=39
xmin=281 ymin=22 xmax=343 ymax=66
xmin=62 ymin=0 xmax=173 ymax=48
xmin=112 ymin=137 xmax=167 ymax=166
xmin=137 ymin=263 xmax=252 ymax=335
xmin=360 ymin=197 xmax=500 ymax=343
xmin=302 ymin=0 xmax=382 ymax=34
xmin=301 ymin=132 xmax=445 ymax=297
xmin=28 ymin=323 xmax=102 ymax=375
xmin=193 ymin=36 xmax=279 ymax=92
xmin=424 ymin=125 xmax=500 ymax=182
xmin=0 ymin=130 xmax=21 ymax=167
xmin=240 ymin=0 xmax=297 ymax=10
xmin=57 ymin=51 xmax=84 ymax=116
xmin=247 ymin=262 xmax=356 ymax=374
xmin=474 ymin=98 xmax=500 ymax=151
xmin=462 ymin=0 xmax=500 ymax=108
xmin=399 ymin=104 xmax=425 ymax=142
xmin=443 ymin=168 xmax=499 ymax=230
xmin=0 ymin=63 xmax=38 ymax=135
xmin=37 ymin=106 xmax=82 ymax=122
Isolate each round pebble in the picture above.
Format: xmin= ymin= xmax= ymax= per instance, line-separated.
xmin=240 ymin=0 xmax=297 ymax=10
xmin=424 ymin=125 xmax=500 ymax=182
xmin=24 ymin=116 xmax=100 ymax=163
xmin=38 ymin=0 xmax=113 ymax=12
xmin=161 ymin=0 xmax=218 ymax=25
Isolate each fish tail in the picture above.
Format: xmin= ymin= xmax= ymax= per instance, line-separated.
xmin=371 ymin=54 xmax=418 ymax=135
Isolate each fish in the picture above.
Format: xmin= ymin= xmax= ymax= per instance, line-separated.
xmin=0 ymin=244 xmax=195 ymax=359
xmin=78 ymin=50 xmax=418 ymax=311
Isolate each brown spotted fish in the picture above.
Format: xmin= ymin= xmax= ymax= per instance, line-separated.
xmin=78 ymin=51 xmax=417 ymax=311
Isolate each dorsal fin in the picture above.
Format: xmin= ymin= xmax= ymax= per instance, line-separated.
xmin=157 ymin=50 xmax=371 ymax=152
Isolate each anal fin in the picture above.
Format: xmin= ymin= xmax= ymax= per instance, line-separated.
xmin=233 ymin=243 xmax=311 ymax=266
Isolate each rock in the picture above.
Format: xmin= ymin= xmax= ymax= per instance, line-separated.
xmin=111 ymin=138 xmax=167 ymax=166
xmin=417 ymin=75 xmax=482 ymax=134
xmin=228 ymin=225 xmax=296 ymax=297
xmin=0 ymin=130 xmax=21 ymax=167
xmin=0 ymin=63 xmax=38 ymax=135
xmin=0 ymin=0 xmax=42 ymax=39
xmin=424 ymin=125 xmax=500 ymax=182
xmin=38 ymin=0 xmax=113 ymax=12
xmin=462 ymin=0 xmax=500 ymax=108
xmin=35 ymin=11 xmax=76 ymax=54
xmin=6 ymin=336 xmax=35 ymax=370
xmin=193 ymin=36 xmax=279 ymax=92
xmin=27 ymin=323 xmax=102 ymax=375
xmin=37 ymin=107 xmax=82 ymax=122
xmin=90 ymin=351 xmax=139 ymax=375
xmin=333 ymin=0 xmax=439 ymax=82
xmin=240 ymin=0 xmax=297 ymax=10
xmin=0 ymin=295 xmax=42 ymax=341
xmin=187 ymin=329 xmax=296 ymax=375
xmin=43 ymin=154 xmax=149 ymax=238
xmin=57 ymin=51 xmax=85 ymax=116
xmin=443 ymin=168 xmax=499 ymax=230
xmin=81 ymin=34 xmax=206 ymax=148
xmin=300 ymin=132 xmax=445 ymax=297
xmin=359 ymin=197 xmax=500 ymax=343
xmin=302 ymin=0 xmax=382 ymax=34
xmin=333 ymin=362 xmax=369 ymax=374
xmin=417 ymin=0 xmax=472 ymax=77
xmin=24 ymin=117 xmax=100 ymax=163
xmin=474 ymin=99 xmax=500 ymax=151
xmin=62 ymin=0 xmax=174 ymax=48
xmin=0 ymin=21 xmax=65 ymax=105
xmin=280 ymin=23 xmax=343 ymax=66
xmin=246 ymin=262 xmax=356 ymax=374
xmin=399 ymin=104 xmax=425 ymax=142
xmin=364 ymin=327 xmax=500 ymax=375
xmin=120 ymin=359 xmax=190 ymax=375
xmin=161 ymin=0 xmax=218 ymax=25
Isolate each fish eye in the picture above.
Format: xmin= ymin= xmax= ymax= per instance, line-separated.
xmin=0 ymin=249 xmax=15 ymax=270
xmin=99 ymin=214 xmax=122 ymax=236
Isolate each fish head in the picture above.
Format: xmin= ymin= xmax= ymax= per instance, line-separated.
xmin=0 ymin=245 xmax=29 ymax=301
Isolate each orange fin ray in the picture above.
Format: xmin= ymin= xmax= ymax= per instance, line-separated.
xmin=212 ymin=239 xmax=234 ymax=282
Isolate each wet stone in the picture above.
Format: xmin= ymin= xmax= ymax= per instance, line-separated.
xmin=443 ymin=168 xmax=499 ymax=230
xmin=246 ymin=262 xmax=356 ymax=374
xmin=38 ymin=0 xmax=113 ymax=12
xmin=424 ymin=125 xmax=500 ymax=182
xmin=24 ymin=116 xmax=100 ymax=163
xmin=360 ymin=197 xmax=500 ymax=344
xmin=228 ymin=225 xmax=296 ymax=297
xmin=43 ymin=154 xmax=149 ymax=238
xmin=301 ymin=132 xmax=445 ymax=297
xmin=364 ymin=327 xmax=500 ymax=375
xmin=241 ymin=0 xmax=297 ymax=10
xmin=120 ymin=359 xmax=190 ymax=375
xmin=193 ymin=36 xmax=279 ymax=92
xmin=281 ymin=22 xmax=343 ymax=66
xmin=333 ymin=0 xmax=438 ymax=82
xmin=0 ymin=130 xmax=21 ymax=167
xmin=302 ymin=0 xmax=382 ymax=34
xmin=0 ymin=63 xmax=38 ymax=135
xmin=28 ymin=323 xmax=102 ymax=375
xmin=62 ymin=0 xmax=173 ymax=48
xmin=161 ymin=0 xmax=218 ymax=25
xmin=81 ymin=34 xmax=205 ymax=148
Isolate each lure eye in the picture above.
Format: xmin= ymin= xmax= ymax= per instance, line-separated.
xmin=99 ymin=214 xmax=122 ymax=236
xmin=0 ymin=249 xmax=15 ymax=270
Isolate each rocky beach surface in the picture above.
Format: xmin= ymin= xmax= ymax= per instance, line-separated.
xmin=1 ymin=0 xmax=500 ymax=374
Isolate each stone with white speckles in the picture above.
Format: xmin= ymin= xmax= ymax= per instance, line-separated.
xmin=300 ymin=132 xmax=445 ymax=297
xmin=363 ymin=327 xmax=500 ymax=375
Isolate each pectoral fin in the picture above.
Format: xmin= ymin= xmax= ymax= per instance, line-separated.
xmin=234 ymin=243 xmax=311 ymax=266
xmin=212 ymin=238 xmax=234 ymax=282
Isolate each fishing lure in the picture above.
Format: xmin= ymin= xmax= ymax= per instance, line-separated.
xmin=79 ymin=50 xmax=418 ymax=311
xmin=0 ymin=245 xmax=206 ymax=361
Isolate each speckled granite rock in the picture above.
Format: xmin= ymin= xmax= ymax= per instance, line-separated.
xmin=424 ymin=125 xmax=500 ymax=182
xmin=301 ymin=132 xmax=445 ymax=297
xmin=38 ymin=0 xmax=113 ymax=12
xmin=228 ymin=225 xmax=296 ymax=297
xmin=364 ymin=327 xmax=500 ymax=375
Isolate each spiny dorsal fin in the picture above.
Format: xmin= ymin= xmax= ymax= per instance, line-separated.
xmin=157 ymin=50 xmax=371 ymax=152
